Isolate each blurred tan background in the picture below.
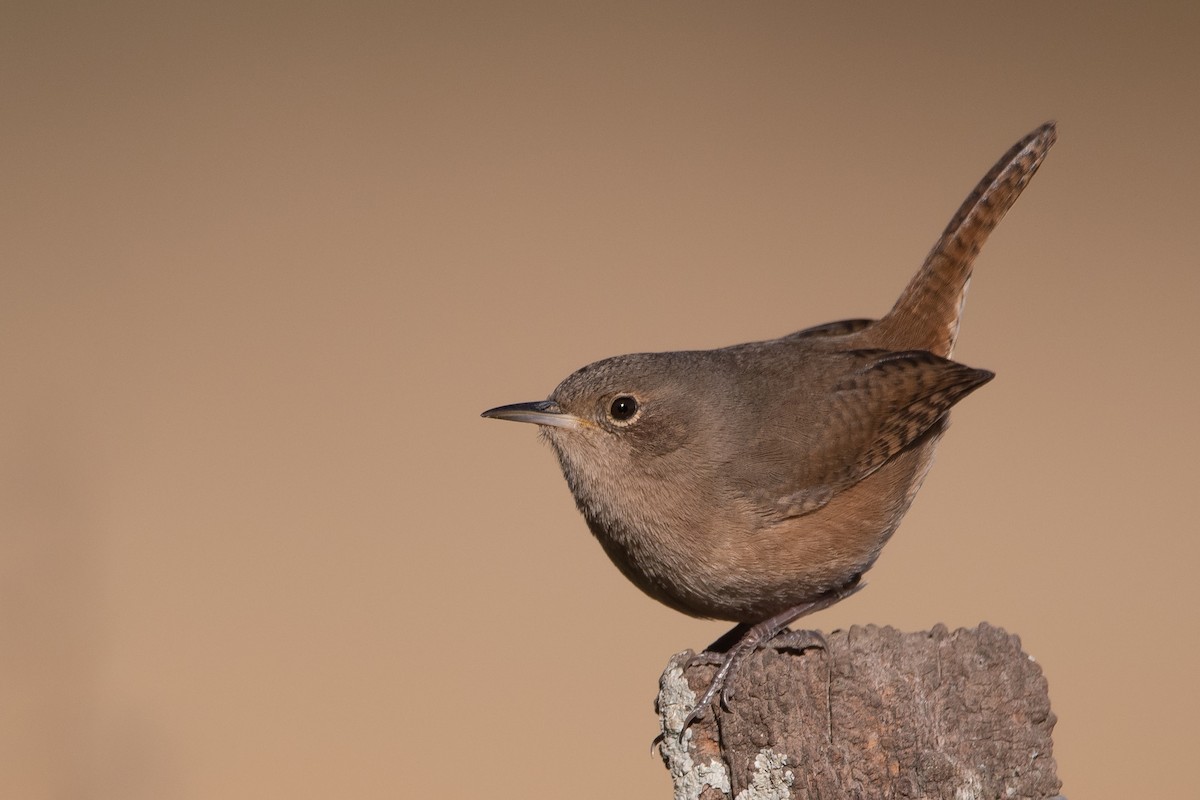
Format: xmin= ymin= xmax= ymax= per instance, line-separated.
xmin=3 ymin=2 xmax=1197 ymax=797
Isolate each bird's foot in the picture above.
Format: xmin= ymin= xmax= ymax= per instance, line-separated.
xmin=679 ymin=630 xmax=760 ymax=732
xmin=769 ymin=627 xmax=827 ymax=654
xmin=676 ymin=579 xmax=864 ymax=740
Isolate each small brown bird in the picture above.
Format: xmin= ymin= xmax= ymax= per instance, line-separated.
xmin=483 ymin=122 xmax=1056 ymax=727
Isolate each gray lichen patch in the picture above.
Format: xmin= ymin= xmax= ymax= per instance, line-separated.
xmin=658 ymin=652 xmax=732 ymax=800
xmin=736 ymin=749 xmax=794 ymax=800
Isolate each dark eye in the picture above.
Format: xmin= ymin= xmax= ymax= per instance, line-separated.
xmin=608 ymin=395 xmax=639 ymax=422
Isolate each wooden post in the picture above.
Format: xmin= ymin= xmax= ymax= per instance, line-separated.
xmin=656 ymin=623 xmax=1062 ymax=799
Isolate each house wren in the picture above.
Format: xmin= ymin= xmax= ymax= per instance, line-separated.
xmin=483 ymin=123 xmax=1056 ymax=726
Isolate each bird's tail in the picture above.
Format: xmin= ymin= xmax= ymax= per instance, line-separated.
xmin=872 ymin=122 xmax=1057 ymax=357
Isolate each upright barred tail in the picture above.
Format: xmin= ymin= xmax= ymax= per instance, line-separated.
xmin=873 ymin=122 xmax=1057 ymax=357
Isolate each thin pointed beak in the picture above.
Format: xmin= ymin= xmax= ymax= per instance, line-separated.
xmin=481 ymin=400 xmax=585 ymax=430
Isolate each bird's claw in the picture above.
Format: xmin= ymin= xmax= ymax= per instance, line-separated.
xmin=675 ymin=643 xmax=750 ymax=740
xmin=684 ymin=649 xmax=727 ymax=668
xmin=770 ymin=627 xmax=828 ymax=654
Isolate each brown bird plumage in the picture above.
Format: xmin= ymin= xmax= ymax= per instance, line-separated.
xmin=483 ymin=122 xmax=1056 ymax=726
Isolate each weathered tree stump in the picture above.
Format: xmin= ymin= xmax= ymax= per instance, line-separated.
xmin=656 ymin=623 xmax=1061 ymax=799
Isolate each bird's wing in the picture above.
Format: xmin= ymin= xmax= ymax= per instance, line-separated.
xmin=727 ymin=349 xmax=993 ymax=521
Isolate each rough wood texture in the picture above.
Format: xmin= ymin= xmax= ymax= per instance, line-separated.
xmin=657 ymin=623 xmax=1061 ymax=800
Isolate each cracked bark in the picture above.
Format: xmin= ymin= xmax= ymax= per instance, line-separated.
xmin=656 ymin=623 xmax=1062 ymax=800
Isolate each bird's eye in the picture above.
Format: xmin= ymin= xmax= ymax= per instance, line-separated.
xmin=608 ymin=395 xmax=640 ymax=423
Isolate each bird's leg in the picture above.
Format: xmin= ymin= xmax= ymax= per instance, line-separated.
xmin=679 ymin=577 xmax=864 ymax=736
